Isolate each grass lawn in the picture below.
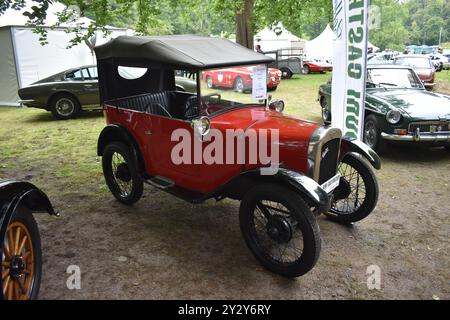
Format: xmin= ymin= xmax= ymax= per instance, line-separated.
xmin=0 ymin=73 xmax=329 ymax=199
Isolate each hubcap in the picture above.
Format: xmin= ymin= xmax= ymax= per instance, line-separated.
xmin=266 ymin=215 xmax=292 ymax=244
xmin=111 ymin=152 xmax=133 ymax=197
xmin=252 ymin=200 xmax=304 ymax=264
xmin=56 ymin=98 xmax=75 ymax=116
xmin=2 ymin=221 xmax=35 ymax=300
xmin=364 ymin=121 xmax=377 ymax=148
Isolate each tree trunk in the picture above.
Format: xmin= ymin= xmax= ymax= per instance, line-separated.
xmin=235 ymin=0 xmax=254 ymax=49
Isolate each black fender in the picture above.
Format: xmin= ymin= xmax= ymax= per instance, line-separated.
xmin=97 ymin=124 xmax=146 ymax=174
xmin=339 ymin=137 xmax=381 ymax=170
xmin=215 ymin=168 xmax=331 ymax=213
xmin=0 ymin=180 xmax=57 ymax=297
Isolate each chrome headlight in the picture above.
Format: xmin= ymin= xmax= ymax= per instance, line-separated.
xmin=386 ymin=110 xmax=401 ymax=124
xmin=191 ymin=116 xmax=211 ymax=137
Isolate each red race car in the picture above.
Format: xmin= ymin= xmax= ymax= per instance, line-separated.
xmin=303 ymin=59 xmax=333 ymax=74
xmin=203 ymin=66 xmax=282 ymax=92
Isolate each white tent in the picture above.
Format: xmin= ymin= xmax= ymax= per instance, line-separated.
xmin=254 ymin=23 xmax=305 ymax=52
xmin=304 ymin=24 xmax=379 ymax=62
xmin=304 ymin=24 xmax=335 ymax=62
xmin=0 ymin=1 xmax=130 ymax=106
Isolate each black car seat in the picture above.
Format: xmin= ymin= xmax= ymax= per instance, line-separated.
xmin=184 ymin=95 xmax=199 ymax=119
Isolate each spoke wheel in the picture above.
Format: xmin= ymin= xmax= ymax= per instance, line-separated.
xmin=102 ymin=142 xmax=144 ymax=205
xmin=1 ymin=211 xmax=41 ymax=300
xmin=326 ymin=153 xmax=379 ymax=224
xmin=363 ymin=114 xmax=386 ymax=153
xmin=240 ymin=184 xmax=321 ymax=278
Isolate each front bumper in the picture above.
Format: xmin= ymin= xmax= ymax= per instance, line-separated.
xmin=381 ymin=132 xmax=450 ymax=143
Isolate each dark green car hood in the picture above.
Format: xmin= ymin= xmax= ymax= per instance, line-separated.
xmin=368 ymin=89 xmax=450 ymax=121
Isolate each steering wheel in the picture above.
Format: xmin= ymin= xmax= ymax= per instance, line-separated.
xmin=184 ymin=96 xmax=199 ymax=120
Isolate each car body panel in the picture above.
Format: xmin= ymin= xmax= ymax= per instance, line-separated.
xmin=304 ymin=60 xmax=333 ymax=73
xmin=104 ymin=104 xmax=320 ymax=194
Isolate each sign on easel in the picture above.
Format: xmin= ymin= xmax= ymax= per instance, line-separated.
xmin=252 ymin=65 xmax=268 ymax=101
xmin=331 ymin=0 xmax=369 ymax=141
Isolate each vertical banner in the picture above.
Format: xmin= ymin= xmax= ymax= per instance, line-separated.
xmin=331 ymin=0 xmax=369 ymax=141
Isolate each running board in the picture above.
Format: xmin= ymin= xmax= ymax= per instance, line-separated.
xmin=147 ymin=176 xmax=175 ymax=189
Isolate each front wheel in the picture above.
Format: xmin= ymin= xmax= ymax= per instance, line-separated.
xmin=102 ymin=142 xmax=143 ymax=205
xmin=1 ymin=209 xmax=42 ymax=300
xmin=234 ymin=77 xmax=245 ymax=93
xmin=50 ymin=94 xmax=80 ymax=120
xmin=303 ymin=65 xmax=311 ymax=74
xmin=239 ymin=184 xmax=321 ymax=278
xmin=363 ymin=114 xmax=386 ymax=153
xmin=326 ymin=153 xmax=379 ymax=224
xmin=280 ymin=68 xmax=293 ymax=79
xmin=320 ymin=97 xmax=331 ymax=124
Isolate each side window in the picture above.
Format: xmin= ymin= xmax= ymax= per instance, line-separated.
xmin=66 ymin=69 xmax=83 ymax=81
xmin=87 ymin=67 xmax=98 ymax=80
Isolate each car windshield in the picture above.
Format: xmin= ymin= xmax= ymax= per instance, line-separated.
xmin=367 ymin=68 xmax=423 ymax=89
xmin=199 ymin=64 xmax=268 ymax=115
xmin=395 ymin=57 xmax=431 ymax=69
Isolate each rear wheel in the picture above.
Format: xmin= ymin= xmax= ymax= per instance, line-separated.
xmin=280 ymin=68 xmax=293 ymax=79
xmin=50 ymin=94 xmax=80 ymax=120
xmin=326 ymin=153 xmax=379 ymax=224
xmin=102 ymin=142 xmax=143 ymax=205
xmin=239 ymin=184 xmax=321 ymax=278
xmin=1 ymin=209 xmax=42 ymax=300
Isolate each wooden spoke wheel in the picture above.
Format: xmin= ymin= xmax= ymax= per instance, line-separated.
xmin=1 ymin=211 xmax=41 ymax=300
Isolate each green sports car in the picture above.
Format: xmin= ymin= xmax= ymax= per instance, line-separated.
xmin=318 ymin=65 xmax=450 ymax=152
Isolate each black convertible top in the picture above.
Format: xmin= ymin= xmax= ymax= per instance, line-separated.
xmin=94 ymin=35 xmax=273 ymax=69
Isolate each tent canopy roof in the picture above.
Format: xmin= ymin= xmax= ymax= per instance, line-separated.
xmin=94 ymin=35 xmax=273 ymax=69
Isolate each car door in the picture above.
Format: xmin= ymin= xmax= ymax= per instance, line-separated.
xmin=82 ymin=67 xmax=100 ymax=105
xmin=147 ymin=115 xmax=202 ymax=189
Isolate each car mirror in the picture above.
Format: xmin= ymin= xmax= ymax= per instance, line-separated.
xmin=269 ymin=99 xmax=285 ymax=113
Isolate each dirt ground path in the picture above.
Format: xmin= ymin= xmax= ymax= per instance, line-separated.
xmin=33 ymin=145 xmax=449 ymax=300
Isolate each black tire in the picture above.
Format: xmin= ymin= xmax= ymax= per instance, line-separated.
xmin=239 ymin=184 xmax=321 ymax=278
xmin=303 ymin=65 xmax=311 ymax=74
xmin=326 ymin=153 xmax=379 ymax=224
xmin=50 ymin=94 xmax=80 ymax=120
xmin=206 ymin=76 xmax=214 ymax=89
xmin=280 ymin=68 xmax=293 ymax=79
xmin=445 ymin=145 xmax=450 ymax=152
xmin=320 ymin=96 xmax=331 ymax=124
xmin=1 ymin=208 xmax=42 ymax=300
xmin=363 ymin=114 xmax=386 ymax=153
xmin=234 ymin=77 xmax=245 ymax=93
xmin=267 ymin=86 xmax=278 ymax=92
xmin=102 ymin=142 xmax=143 ymax=205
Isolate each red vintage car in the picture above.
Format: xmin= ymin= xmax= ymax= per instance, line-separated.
xmin=95 ymin=35 xmax=380 ymax=278
xmin=203 ymin=66 xmax=282 ymax=92
xmin=303 ymin=59 xmax=333 ymax=74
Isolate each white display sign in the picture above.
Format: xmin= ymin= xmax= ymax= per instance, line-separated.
xmin=252 ymin=65 xmax=267 ymax=101
xmin=331 ymin=0 xmax=369 ymax=140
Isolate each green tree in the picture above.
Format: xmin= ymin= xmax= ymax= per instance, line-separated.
xmin=0 ymin=0 xmax=333 ymax=48
xmin=369 ymin=0 xmax=409 ymax=51
xmin=405 ymin=0 xmax=449 ymax=45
